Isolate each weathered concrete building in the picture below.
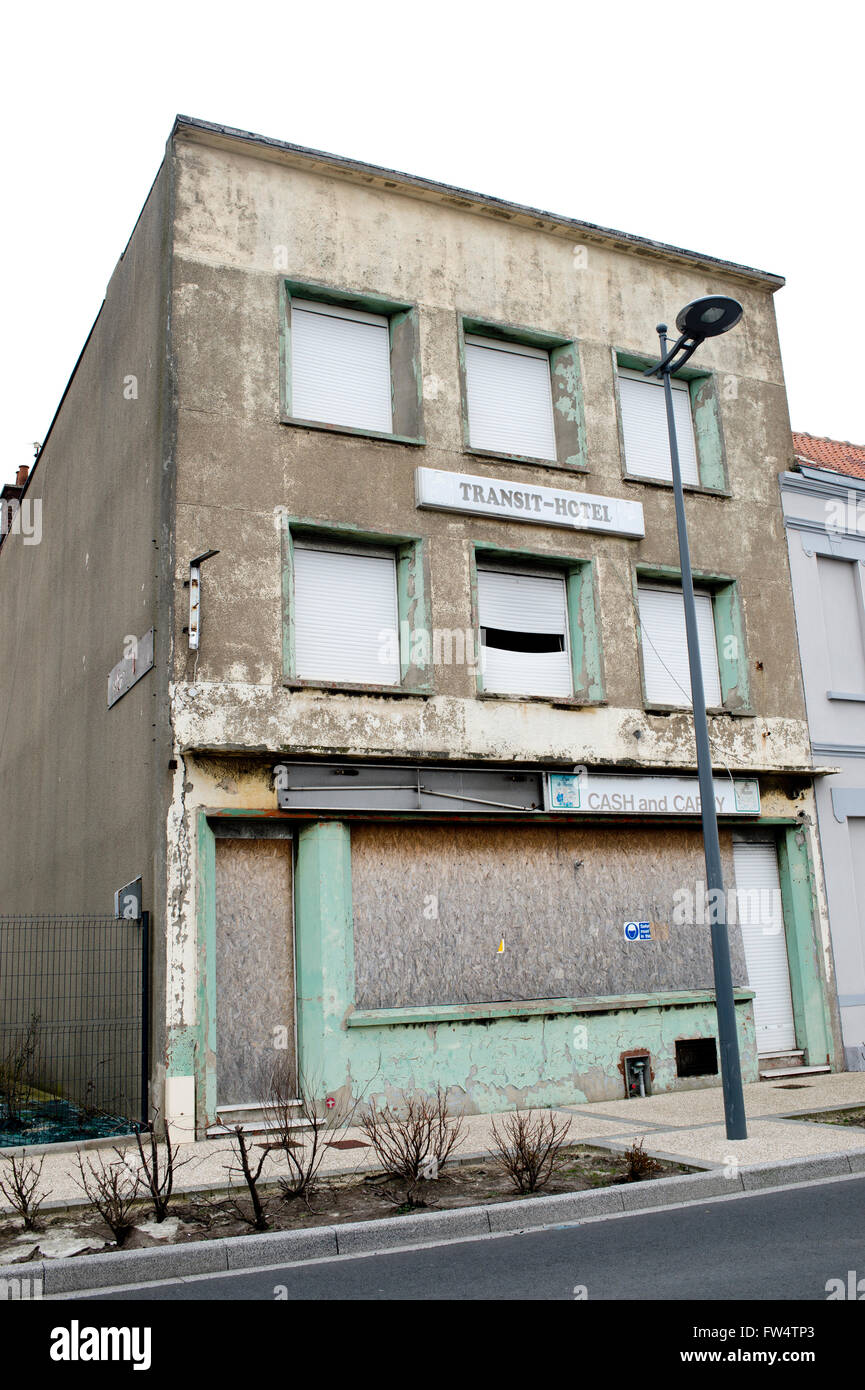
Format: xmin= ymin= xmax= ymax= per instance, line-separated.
xmin=0 ymin=117 xmax=840 ymax=1138
xmin=782 ymin=434 xmax=865 ymax=1071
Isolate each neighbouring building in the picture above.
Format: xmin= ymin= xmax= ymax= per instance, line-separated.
xmin=782 ymin=433 xmax=865 ymax=1071
xmin=0 ymin=117 xmax=841 ymax=1140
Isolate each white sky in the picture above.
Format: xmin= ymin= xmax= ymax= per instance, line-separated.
xmin=2 ymin=1 xmax=863 ymax=488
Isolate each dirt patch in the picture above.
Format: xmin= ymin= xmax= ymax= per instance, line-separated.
xmin=0 ymin=1146 xmax=693 ymax=1262
xmin=790 ymin=1106 xmax=865 ymax=1129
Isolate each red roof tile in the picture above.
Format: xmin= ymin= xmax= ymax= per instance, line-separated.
xmin=792 ymin=432 xmax=865 ymax=481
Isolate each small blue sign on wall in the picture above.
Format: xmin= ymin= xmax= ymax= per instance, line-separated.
xmin=624 ymin=921 xmax=652 ymax=941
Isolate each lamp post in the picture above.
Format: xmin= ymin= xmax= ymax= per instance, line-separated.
xmin=645 ymin=295 xmax=748 ymax=1141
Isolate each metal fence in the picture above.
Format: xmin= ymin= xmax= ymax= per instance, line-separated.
xmin=0 ymin=914 xmax=147 ymax=1144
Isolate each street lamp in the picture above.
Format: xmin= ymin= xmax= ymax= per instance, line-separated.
xmin=645 ymin=295 xmax=748 ymax=1141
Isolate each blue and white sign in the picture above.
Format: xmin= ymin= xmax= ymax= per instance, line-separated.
xmin=546 ymin=772 xmax=760 ymax=817
xmin=624 ymin=921 xmax=652 ymax=941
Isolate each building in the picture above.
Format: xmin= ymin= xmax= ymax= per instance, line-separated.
xmin=782 ymin=433 xmax=865 ymax=1071
xmin=0 ymin=117 xmax=841 ymax=1140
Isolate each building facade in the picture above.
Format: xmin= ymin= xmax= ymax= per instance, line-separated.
xmin=782 ymin=434 xmax=865 ymax=1071
xmin=0 ymin=117 xmax=840 ymax=1139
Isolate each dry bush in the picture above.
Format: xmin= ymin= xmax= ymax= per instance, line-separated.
xmin=226 ymin=1126 xmax=270 ymax=1231
xmin=0 ymin=1151 xmax=51 ymax=1231
xmin=488 ymin=1109 xmax=572 ymax=1193
xmin=117 ymin=1113 xmax=194 ymax=1222
xmin=75 ymin=1149 xmax=141 ymax=1244
xmin=623 ymin=1137 xmax=660 ymax=1181
xmin=261 ymin=1060 xmax=358 ymax=1208
xmin=359 ymin=1086 xmax=464 ymax=1188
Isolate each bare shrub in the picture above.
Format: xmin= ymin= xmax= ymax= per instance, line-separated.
xmin=226 ymin=1126 xmax=270 ymax=1231
xmin=74 ymin=1149 xmax=141 ymax=1245
xmin=117 ymin=1113 xmax=193 ymax=1222
xmin=0 ymin=1151 xmax=51 ymax=1230
xmin=359 ymin=1087 xmax=464 ymax=1189
xmin=488 ymin=1109 xmax=572 ymax=1194
xmin=261 ymin=1062 xmax=339 ymax=1208
xmin=0 ymin=1013 xmax=41 ymax=1129
xmin=623 ymin=1137 xmax=660 ymax=1182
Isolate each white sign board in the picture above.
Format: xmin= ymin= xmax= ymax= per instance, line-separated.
xmin=546 ymin=772 xmax=761 ymax=817
xmin=415 ymin=467 xmax=645 ymax=538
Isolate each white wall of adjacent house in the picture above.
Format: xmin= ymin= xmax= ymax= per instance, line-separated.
xmin=733 ymin=840 xmax=797 ymax=1054
xmin=618 ymin=367 xmax=700 ymax=485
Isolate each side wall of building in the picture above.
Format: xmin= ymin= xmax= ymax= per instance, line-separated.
xmin=0 ymin=162 xmax=173 ymax=1108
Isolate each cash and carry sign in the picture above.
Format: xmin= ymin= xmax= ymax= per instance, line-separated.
xmin=546 ymin=772 xmax=761 ymax=817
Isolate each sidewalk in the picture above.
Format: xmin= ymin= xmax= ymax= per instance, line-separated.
xmin=3 ymin=1071 xmax=864 ymax=1214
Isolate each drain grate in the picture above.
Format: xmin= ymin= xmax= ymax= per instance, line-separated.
xmin=774 ymin=1083 xmax=812 ymax=1090
xmin=326 ymin=1139 xmax=370 ymax=1150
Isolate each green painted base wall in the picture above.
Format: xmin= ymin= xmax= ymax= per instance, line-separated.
xmin=294 ymin=821 xmax=759 ymax=1112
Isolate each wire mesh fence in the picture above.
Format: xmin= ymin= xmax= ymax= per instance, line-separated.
xmin=0 ymin=914 xmax=146 ymax=1146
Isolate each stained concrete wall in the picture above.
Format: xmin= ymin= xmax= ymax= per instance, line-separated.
xmin=0 ymin=161 xmax=173 ymax=1108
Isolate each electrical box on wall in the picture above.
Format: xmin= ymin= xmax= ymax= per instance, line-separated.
xmin=624 ymin=1054 xmax=652 ymax=1099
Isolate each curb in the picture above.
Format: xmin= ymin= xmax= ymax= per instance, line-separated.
xmin=1 ymin=1150 xmax=862 ymax=1295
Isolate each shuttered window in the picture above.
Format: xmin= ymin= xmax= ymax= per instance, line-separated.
xmin=293 ymin=546 xmax=400 ymax=685
xmin=618 ymin=367 xmax=700 ymax=485
xmin=465 ymin=335 xmax=557 ymax=461
xmin=733 ymin=841 xmax=796 ymax=1053
xmin=290 ymin=299 xmax=394 ymax=433
xmin=638 ymin=585 xmax=722 ymax=707
xmin=478 ymin=568 xmax=572 ymax=697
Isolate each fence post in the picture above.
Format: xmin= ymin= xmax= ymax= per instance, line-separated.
xmin=140 ymin=909 xmax=150 ymax=1129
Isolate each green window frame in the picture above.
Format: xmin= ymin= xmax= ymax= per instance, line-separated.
xmin=280 ymin=516 xmax=433 ymax=695
xmin=633 ymin=563 xmax=752 ymax=714
xmin=457 ymin=314 xmax=588 ymax=472
xmin=613 ymin=349 xmax=729 ymax=494
xmin=470 ymin=542 xmax=604 ymax=705
xmin=279 ymin=278 xmax=425 ymax=444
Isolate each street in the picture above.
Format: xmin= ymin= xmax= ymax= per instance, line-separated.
xmin=82 ymin=1174 xmax=865 ymax=1301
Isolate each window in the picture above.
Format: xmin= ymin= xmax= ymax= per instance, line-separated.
xmin=293 ymin=544 xmax=400 ymax=685
xmin=465 ymin=335 xmax=557 ymax=462
xmin=816 ymin=555 xmax=865 ymax=697
xmin=637 ymin=584 xmax=722 ymax=707
xmin=290 ymin=299 xmax=393 ymax=433
xmin=617 ymin=367 xmax=700 ymax=485
xmin=478 ymin=567 xmax=572 ymax=697
xmin=282 ymin=283 xmax=423 ymax=440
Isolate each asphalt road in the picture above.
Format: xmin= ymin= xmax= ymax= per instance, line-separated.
xmin=83 ymin=1175 xmax=865 ymax=1301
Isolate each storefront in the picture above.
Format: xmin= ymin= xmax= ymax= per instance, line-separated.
xmin=178 ymin=758 xmax=836 ymax=1134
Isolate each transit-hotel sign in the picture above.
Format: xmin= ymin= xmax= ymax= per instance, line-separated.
xmin=415 ymin=467 xmax=645 ymax=538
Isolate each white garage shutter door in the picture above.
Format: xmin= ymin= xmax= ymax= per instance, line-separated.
xmin=290 ymin=299 xmax=393 ymax=433
xmin=733 ymin=841 xmax=796 ymax=1053
xmin=465 ymin=335 xmax=557 ymax=462
xmin=638 ymin=585 xmax=722 ymax=708
xmin=293 ymin=546 xmax=400 ymax=685
xmin=478 ymin=568 xmax=572 ymax=697
xmin=618 ymin=368 xmax=700 ymax=486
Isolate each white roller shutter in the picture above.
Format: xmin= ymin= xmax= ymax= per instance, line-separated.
xmin=465 ymin=335 xmax=557 ymax=461
xmin=817 ymin=555 xmax=865 ymax=693
xmin=290 ymin=298 xmax=393 ymax=433
xmin=478 ymin=568 xmax=571 ymax=697
xmin=733 ymin=841 xmax=796 ymax=1053
xmin=293 ymin=546 xmax=400 ymax=685
xmin=618 ymin=368 xmax=700 ymax=485
xmin=638 ymin=586 xmax=722 ymax=707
